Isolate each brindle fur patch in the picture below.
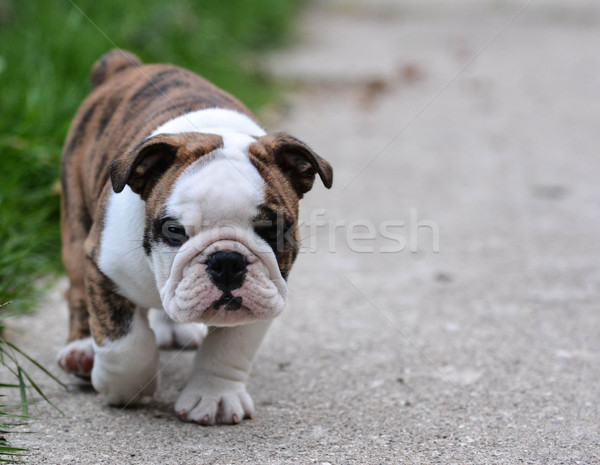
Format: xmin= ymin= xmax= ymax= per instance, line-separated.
xmin=247 ymin=135 xmax=332 ymax=278
xmin=247 ymin=142 xmax=301 ymax=279
xmin=90 ymin=49 xmax=142 ymax=88
xmin=85 ymin=257 xmax=136 ymax=341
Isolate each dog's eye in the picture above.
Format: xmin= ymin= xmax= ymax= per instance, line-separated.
xmin=254 ymin=217 xmax=293 ymax=252
xmin=254 ymin=219 xmax=280 ymax=243
xmin=255 ymin=222 xmax=280 ymax=241
xmin=254 ymin=207 xmax=297 ymax=253
xmin=161 ymin=219 xmax=188 ymax=246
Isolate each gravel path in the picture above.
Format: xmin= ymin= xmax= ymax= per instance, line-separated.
xmin=5 ymin=1 xmax=600 ymax=463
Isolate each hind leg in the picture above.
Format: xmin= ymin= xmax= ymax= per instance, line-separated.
xmin=57 ymin=177 xmax=95 ymax=378
xmin=57 ymin=255 xmax=96 ymax=378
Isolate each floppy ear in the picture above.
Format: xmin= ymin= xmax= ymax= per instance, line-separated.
xmin=259 ymin=132 xmax=333 ymax=197
xmin=110 ymin=132 xmax=222 ymax=199
xmin=110 ymin=134 xmax=181 ymax=199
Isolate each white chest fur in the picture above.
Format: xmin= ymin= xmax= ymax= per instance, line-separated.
xmin=98 ymin=186 xmax=162 ymax=309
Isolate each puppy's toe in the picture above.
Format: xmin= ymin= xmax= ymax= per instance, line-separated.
xmin=57 ymin=337 xmax=94 ymax=378
xmin=175 ymin=381 xmax=254 ymax=425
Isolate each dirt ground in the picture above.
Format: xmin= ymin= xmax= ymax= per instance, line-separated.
xmin=5 ymin=0 xmax=600 ymax=463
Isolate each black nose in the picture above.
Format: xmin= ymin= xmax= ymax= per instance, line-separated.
xmin=206 ymin=251 xmax=247 ymax=291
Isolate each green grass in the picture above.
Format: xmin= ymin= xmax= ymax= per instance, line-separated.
xmin=1 ymin=303 xmax=67 ymax=462
xmin=0 ymin=0 xmax=303 ymax=312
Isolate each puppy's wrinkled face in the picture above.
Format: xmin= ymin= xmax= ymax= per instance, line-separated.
xmin=111 ymin=131 xmax=332 ymax=327
xmin=152 ymin=138 xmax=291 ymax=326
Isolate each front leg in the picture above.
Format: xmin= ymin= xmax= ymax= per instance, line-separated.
xmin=175 ymin=320 xmax=271 ymax=425
xmin=86 ymin=258 xmax=159 ymax=406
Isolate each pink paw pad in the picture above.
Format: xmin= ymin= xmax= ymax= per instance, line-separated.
xmin=57 ymin=338 xmax=94 ymax=378
xmin=64 ymin=351 xmax=93 ymax=374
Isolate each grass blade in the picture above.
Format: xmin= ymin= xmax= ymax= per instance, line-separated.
xmin=15 ymin=367 xmax=27 ymax=417
xmin=3 ymin=340 xmax=66 ymax=389
xmin=21 ymin=370 xmax=63 ymax=416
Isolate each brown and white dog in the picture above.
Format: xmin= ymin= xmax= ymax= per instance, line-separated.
xmin=57 ymin=49 xmax=332 ymax=425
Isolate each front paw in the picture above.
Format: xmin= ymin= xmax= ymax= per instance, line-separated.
xmin=175 ymin=377 xmax=254 ymax=425
xmin=91 ymin=337 xmax=159 ymax=406
xmin=57 ymin=337 xmax=94 ymax=378
xmin=92 ymin=360 xmax=158 ymax=406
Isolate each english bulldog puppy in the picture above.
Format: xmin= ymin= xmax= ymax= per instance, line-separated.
xmin=57 ymin=49 xmax=332 ymax=425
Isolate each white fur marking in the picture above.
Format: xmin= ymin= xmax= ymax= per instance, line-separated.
xmin=91 ymin=309 xmax=159 ymax=406
xmin=149 ymin=108 xmax=266 ymax=139
xmin=150 ymin=308 xmax=207 ymax=348
xmin=168 ymin=147 xmax=264 ymax=227
xmin=98 ymin=186 xmax=162 ymax=309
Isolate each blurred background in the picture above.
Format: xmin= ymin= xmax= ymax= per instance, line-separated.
xmin=0 ymin=0 xmax=303 ymax=312
xmin=1 ymin=0 xmax=599 ymax=462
